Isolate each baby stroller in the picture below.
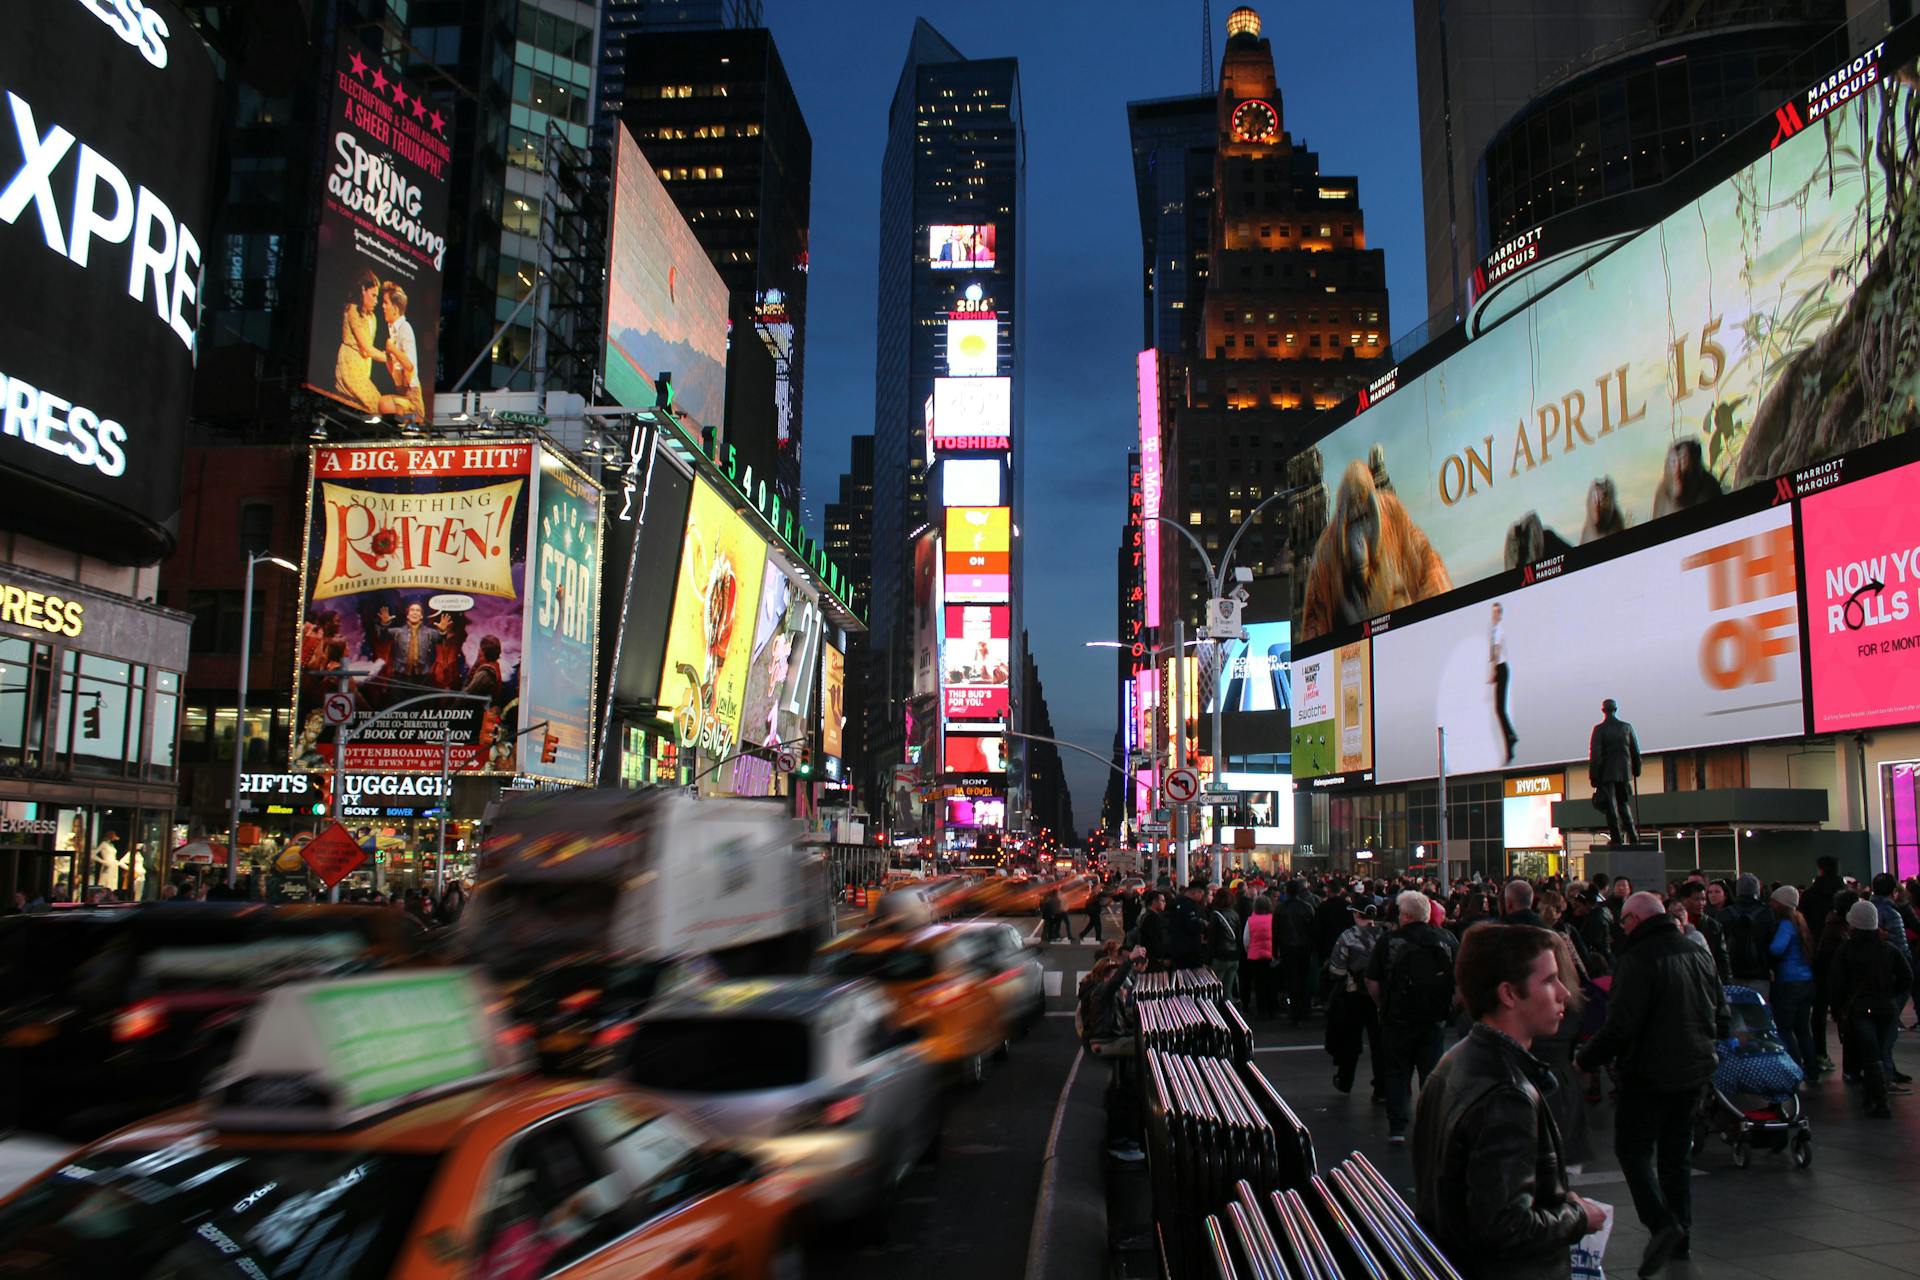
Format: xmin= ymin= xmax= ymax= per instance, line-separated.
xmin=1695 ymin=985 xmax=1812 ymax=1169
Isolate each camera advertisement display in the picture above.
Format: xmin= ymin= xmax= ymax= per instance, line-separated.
xmin=1 ymin=0 xmax=218 ymax=562
xmin=1371 ymin=504 xmax=1804 ymax=784
xmin=1292 ymin=45 xmax=1920 ymax=643
xmin=303 ymin=37 xmax=451 ymax=420
xmin=659 ymin=476 xmax=768 ymax=770
xmin=943 ymin=604 xmax=1010 ymax=721
xmin=1801 ymin=456 xmax=1920 ymax=733
xmin=294 ymin=442 xmax=533 ymax=773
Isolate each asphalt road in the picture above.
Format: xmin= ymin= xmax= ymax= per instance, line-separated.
xmin=808 ymin=914 xmax=1099 ymax=1279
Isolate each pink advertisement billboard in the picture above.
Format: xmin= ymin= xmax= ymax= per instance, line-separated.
xmin=1803 ymin=458 xmax=1920 ymax=733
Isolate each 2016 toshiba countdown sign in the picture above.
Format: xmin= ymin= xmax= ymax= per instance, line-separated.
xmin=0 ymin=0 xmax=217 ymax=563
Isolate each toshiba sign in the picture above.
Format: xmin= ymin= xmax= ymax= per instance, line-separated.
xmin=0 ymin=0 xmax=216 ymax=563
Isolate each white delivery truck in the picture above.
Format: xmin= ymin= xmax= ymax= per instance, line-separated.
xmin=462 ymin=787 xmax=831 ymax=1071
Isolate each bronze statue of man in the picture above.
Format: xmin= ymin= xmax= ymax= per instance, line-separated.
xmin=1589 ymin=698 xmax=1641 ymax=846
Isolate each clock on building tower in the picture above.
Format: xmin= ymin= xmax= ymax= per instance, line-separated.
xmin=1230 ymin=99 xmax=1278 ymax=144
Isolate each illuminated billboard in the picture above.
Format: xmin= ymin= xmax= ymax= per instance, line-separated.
xmin=1291 ymin=47 xmax=1920 ymax=643
xmin=659 ymin=477 xmax=768 ymax=767
xmin=605 ymin=124 xmax=730 ymax=428
xmin=932 ymin=377 xmax=1011 ymax=450
xmin=730 ymin=553 xmax=824 ymax=795
xmin=944 ymin=506 xmax=1011 ymax=601
xmin=929 ymin=223 xmax=996 ymax=269
xmin=294 ymin=442 xmax=532 ymax=773
xmin=943 ymin=604 xmax=1011 ymax=720
xmin=1138 ymin=351 xmax=1162 ymax=628
xmin=521 ymin=448 xmax=603 ymax=784
xmin=305 ymin=38 xmax=450 ymax=426
xmin=1372 ymin=504 xmax=1802 ymax=783
xmin=1210 ymin=622 xmax=1290 ymax=714
xmin=1801 ymin=456 xmax=1920 ymax=733
xmin=1291 ymin=642 xmax=1371 ymax=784
xmin=1503 ymin=774 xmax=1565 ymax=851
xmin=821 ymin=642 xmax=846 ymax=760
xmin=946 ymin=734 xmax=1007 ymax=775
xmin=942 ymin=458 xmax=1003 ymax=507
xmin=945 ymin=318 xmax=998 ymax=377
xmin=946 ymin=797 xmax=1007 ymax=829
xmin=1 ymin=0 xmax=218 ymax=563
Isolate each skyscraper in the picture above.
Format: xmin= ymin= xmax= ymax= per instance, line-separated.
xmin=596 ymin=0 xmax=763 ymax=154
xmin=617 ymin=26 xmax=812 ymax=501
xmin=1127 ymin=93 xmax=1216 ymax=360
xmin=825 ymin=434 xmax=875 ymax=807
xmin=872 ymin=20 xmax=1026 ymax=844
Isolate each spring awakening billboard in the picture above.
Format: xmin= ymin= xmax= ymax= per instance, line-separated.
xmin=294 ymin=442 xmax=531 ymax=773
xmin=1292 ymin=42 xmax=1920 ymax=644
xmin=604 ymin=124 xmax=729 ymax=428
xmin=521 ymin=448 xmax=603 ymax=784
xmin=303 ymin=39 xmax=451 ymax=417
xmin=658 ymin=476 xmax=767 ymax=769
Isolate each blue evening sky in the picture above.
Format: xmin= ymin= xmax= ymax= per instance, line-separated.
xmin=773 ymin=1 xmax=1424 ymax=829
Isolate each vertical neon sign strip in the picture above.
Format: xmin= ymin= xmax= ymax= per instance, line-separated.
xmin=1137 ymin=349 xmax=1162 ymax=628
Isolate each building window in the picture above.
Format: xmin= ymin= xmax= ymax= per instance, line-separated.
xmin=238 ymin=502 xmax=273 ymax=556
xmin=1188 ymin=511 xmax=1202 ymax=526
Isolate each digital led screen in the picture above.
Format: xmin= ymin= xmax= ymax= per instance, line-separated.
xmin=945 ymin=318 xmax=998 ymax=377
xmin=944 ymin=506 xmax=1010 ymax=602
xmin=1372 ymin=505 xmax=1802 ymax=783
xmin=728 ymin=551 xmax=824 ymax=795
xmin=658 ymin=477 xmax=768 ymax=767
xmin=605 ymin=124 xmax=730 ymax=428
xmin=1291 ymin=642 xmax=1371 ymax=783
xmin=1210 ymin=622 xmax=1291 ymax=713
xmin=1291 ymin=47 xmax=1920 ymax=642
xmin=1502 ymin=774 xmax=1565 ymax=851
xmin=521 ymin=448 xmax=603 ymax=784
xmin=929 ymin=223 xmax=996 ymax=269
xmin=945 ymin=734 xmax=1007 ymax=775
xmin=1217 ymin=771 xmax=1296 ymax=846
xmin=943 ymin=604 xmax=1010 ymax=720
xmin=942 ymin=458 xmax=1003 ymax=508
xmin=1802 ymin=457 xmax=1920 ymax=733
xmin=821 ymin=642 xmax=845 ymax=760
xmin=946 ymin=797 xmax=1006 ymax=829
xmin=932 ymin=377 xmax=1011 ymax=448
xmin=0 ymin=0 xmax=218 ymax=563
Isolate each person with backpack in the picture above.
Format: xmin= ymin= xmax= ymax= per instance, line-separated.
xmin=1326 ymin=902 xmax=1385 ymax=1096
xmin=1720 ymin=873 xmax=1774 ymax=995
xmin=1275 ymin=880 xmax=1317 ymax=1025
xmin=1366 ymin=889 xmax=1460 ymax=1145
xmin=1830 ymin=898 xmax=1915 ymax=1118
xmin=1209 ymin=886 xmax=1244 ymax=1004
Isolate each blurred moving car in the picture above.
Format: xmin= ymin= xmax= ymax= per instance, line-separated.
xmin=813 ymin=923 xmax=1012 ymax=1084
xmin=465 ymin=788 xmax=831 ymax=1073
xmin=622 ymin=977 xmax=941 ymax=1225
xmin=0 ymin=971 xmax=805 ymax=1278
xmin=0 ymin=902 xmax=428 ymax=1139
xmin=947 ymin=920 xmax=1044 ymax=1035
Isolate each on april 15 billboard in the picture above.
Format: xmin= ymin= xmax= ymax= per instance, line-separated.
xmin=304 ymin=38 xmax=451 ymax=418
xmin=944 ymin=604 xmax=1010 ymax=720
xmin=659 ymin=476 xmax=767 ymax=766
xmin=604 ymin=124 xmax=729 ymax=428
xmin=1292 ymin=43 xmax=1920 ymax=643
xmin=521 ymin=449 xmax=603 ymax=783
xmin=1371 ymin=504 xmax=1803 ymax=784
xmin=294 ymin=442 xmax=531 ymax=773
xmin=1802 ymin=456 xmax=1920 ymax=733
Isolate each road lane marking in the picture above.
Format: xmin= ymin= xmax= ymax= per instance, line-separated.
xmin=1044 ymin=971 xmax=1063 ymax=998
xmin=1022 ymin=1044 xmax=1085 ymax=1280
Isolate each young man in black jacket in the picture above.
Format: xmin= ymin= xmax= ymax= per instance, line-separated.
xmin=1576 ymin=892 xmax=1729 ymax=1276
xmin=1830 ymin=897 xmax=1916 ymax=1118
xmin=1414 ymin=924 xmax=1605 ymax=1279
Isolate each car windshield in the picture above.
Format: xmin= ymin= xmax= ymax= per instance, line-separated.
xmin=486 ymin=883 xmax=618 ymax=963
xmin=815 ymin=948 xmax=938 ymax=983
xmin=0 ymin=1143 xmax=441 ymax=1278
xmin=627 ymin=1018 xmax=813 ymax=1091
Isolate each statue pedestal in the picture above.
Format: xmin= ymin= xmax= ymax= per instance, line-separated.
xmin=1584 ymin=843 xmax=1666 ymax=889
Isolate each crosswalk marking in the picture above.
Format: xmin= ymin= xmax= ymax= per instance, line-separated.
xmin=1044 ymin=971 xmax=1064 ymax=998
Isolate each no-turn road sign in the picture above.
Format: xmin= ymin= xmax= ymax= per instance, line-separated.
xmin=323 ymin=692 xmax=355 ymax=725
xmin=1165 ymin=768 xmax=1200 ymax=803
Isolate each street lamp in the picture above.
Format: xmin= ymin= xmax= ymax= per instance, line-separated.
xmin=1085 ymin=635 xmax=1203 ymax=882
xmin=1152 ymin=483 xmax=1307 ymax=797
xmin=228 ymin=551 xmax=298 ymax=883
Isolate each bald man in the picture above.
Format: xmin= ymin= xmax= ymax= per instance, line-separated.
xmin=1577 ymin=892 xmax=1729 ymax=1275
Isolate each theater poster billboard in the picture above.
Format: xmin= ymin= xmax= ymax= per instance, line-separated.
xmin=520 ymin=448 xmax=603 ymax=784
xmin=303 ymin=39 xmax=451 ymax=417
xmin=294 ymin=441 xmax=532 ymax=773
xmin=658 ymin=477 xmax=768 ymax=771
xmin=729 ymin=555 xmax=824 ymax=797
xmin=1291 ymin=44 xmax=1920 ymax=643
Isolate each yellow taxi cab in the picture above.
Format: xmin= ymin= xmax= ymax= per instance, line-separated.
xmin=813 ymin=923 xmax=1007 ymax=1085
xmin=0 ymin=970 xmax=804 ymax=1279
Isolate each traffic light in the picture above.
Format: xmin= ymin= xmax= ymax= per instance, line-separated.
xmin=81 ymin=701 xmax=101 ymax=739
xmin=309 ymin=777 xmax=332 ymax=817
xmin=796 ymin=746 xmax=813 ymax=778
xmin=541 ymin=732 xmax=559 ymax=763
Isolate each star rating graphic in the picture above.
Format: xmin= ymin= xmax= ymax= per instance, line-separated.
xmin=343 ymin=46 xmax=445 ymax=135
xmin=430 ymin=109 xmax=446 ymax=135
xmin=390 ymin=81 xmax=409 ymax=109
xmin=347 ymin=51 xmax=367 ymax=79
xmin=370 ymin=67 xmax=388 ymax=93
xmin=410 ymin=97 xmax=428 ymax=122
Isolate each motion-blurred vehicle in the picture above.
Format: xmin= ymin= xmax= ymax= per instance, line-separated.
xmin=0 ymin=902 xmax=428 ymax=1139
xmin=622 ymin=977 xmax=941 ymax=1224
xmin=813 ymin=923 xmax=1011 ymax=1085
xmin=0 ymin=971 xmax=805 ymax=1278
xmin=947 ymin=920 xmax=1045 ymax=1035
xmin=464 ymin=788 xmax=831 ymax=1073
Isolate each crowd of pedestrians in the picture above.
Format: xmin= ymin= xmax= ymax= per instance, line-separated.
xmin=1102 ymin=857 xmax=1920 ymax=1277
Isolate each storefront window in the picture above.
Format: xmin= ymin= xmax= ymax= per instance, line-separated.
xmin=182 ymin=704 xmax=210 ymax=764
xmin=0 ymin=639 xmax=32 ymax=766
xmin=150 ymin=671 xmax=180 ymax=778
xmin=61 ymin=652 xmax=136 ymax=775
xmin=1883 ymin=762 xmax=1920 ymax=881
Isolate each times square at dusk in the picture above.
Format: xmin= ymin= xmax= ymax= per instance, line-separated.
xmin=0 ymin=1 xmax=1919 ymax=1276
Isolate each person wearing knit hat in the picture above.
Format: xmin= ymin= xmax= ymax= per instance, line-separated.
xmin=1767 ymin=883 xmax=1818 ymax=1071
xmin=1721 ymin=871 xmax=1775 ymax=994
xmin=1831 ymin=895 xmax=1916 ymax=1118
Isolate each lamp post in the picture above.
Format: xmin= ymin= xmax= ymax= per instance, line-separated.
xmin=228 ymin=551 xmax=297 ymax=883
xmin=1086 ymin=635 xmax=1201 ymax=882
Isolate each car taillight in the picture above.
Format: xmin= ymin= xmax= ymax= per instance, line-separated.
xmin=557 ymin=988 xmax=602 ymax=1015
xmin=922 ymin=982 xmax=969 ymax=1009
xmin=498 ymin=1023 xmax=534 ymax=1047
xmin=818 ymin=1092 xmax=865 ymax=1126
xmin=591 ymin=1021 xmax=634 ymax=1049
xmin=112 ymin=1000 xmax=167 ymax=1043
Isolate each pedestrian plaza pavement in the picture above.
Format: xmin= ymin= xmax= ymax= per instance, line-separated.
xmin=1243 ymin=1008 xmax=1920 ymax=1279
